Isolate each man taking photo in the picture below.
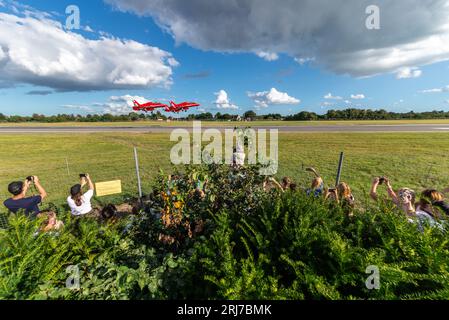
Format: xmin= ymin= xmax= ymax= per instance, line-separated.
xmin=4 ymin=176 xmax=47 ymax=217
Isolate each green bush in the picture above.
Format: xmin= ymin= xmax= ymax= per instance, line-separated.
xmin=0 ymin=164 xmax=448 ymax=300
xmin=199 ymin=193 xmax=449 ymax=299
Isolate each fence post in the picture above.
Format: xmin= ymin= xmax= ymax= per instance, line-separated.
xmin=134 ymin=147 xmax=143 ymax=199
xmin=335 ymin=152 xmax=344 ymax=187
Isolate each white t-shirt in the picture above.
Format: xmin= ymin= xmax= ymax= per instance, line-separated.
xmin=409 ymin=210 xmax=443 ymax=232
xmin=67 ymin=189 xmax=94 ymax=216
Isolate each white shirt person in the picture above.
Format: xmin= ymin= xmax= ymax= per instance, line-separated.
xmin=67 ymin=174 xmax=95 ymax=216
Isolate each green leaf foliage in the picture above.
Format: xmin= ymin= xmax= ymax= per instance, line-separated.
xmin=1 ymin=164 xmax=448 ymax=299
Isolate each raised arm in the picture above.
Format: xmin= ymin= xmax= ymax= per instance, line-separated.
xmin=32 ymin=176 xmax=47 ymax=200
xmin=86 ymin=174 xmax=94 ymax=190
xmin=325 ymin=188 xmax=339 ymax=203
xmin=370 ymin=177 xmax=380 ymax=201
xmin=384 ymin=178 xmax=399 ymax=205
xmin=268 ymin=177 xmax=285 ymax=192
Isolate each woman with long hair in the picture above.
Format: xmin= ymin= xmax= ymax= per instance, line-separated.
xmin=67 ymin=174 xmax=95 ymax=216
xmin=416 ymin=189 xmax=449 ymax=219
xmin=305 ymin=167 xmax=324 ymax=197
xmin=325 ymin=182 xmax=355 ymax=216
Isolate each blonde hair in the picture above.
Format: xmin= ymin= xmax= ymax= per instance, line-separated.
xmin=306 ymin=167 xmax=323 ymax=190
xmin=311 ymin=177 xmax=323 ymax=190
xmin=337 ymin=182 xmax=352 ymax=199
xmin=398 ymin=188 xmax=416 ymax=204
xmin=421 ymin=189 xmax=444 ymax=203
xmin=417 ymin=189 xmax=444 ymax=219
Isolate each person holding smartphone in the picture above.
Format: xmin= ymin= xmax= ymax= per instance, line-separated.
xmin=370 ymin=176 xmax=415 ymax=216
xmin=4 ymin=176 xmax=47 ymax=217
xmin=67 ymin=174 xmax=95 ymax=216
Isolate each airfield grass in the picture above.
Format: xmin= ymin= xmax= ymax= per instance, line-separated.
xmin=1 ymin=132 xmax=449 ymax=208
xmin=2 ymin=119 xmax=449 ymax=127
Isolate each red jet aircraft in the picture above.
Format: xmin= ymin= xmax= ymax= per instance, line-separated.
xmin=168 ymin=101 xmax=200 ymax=113
xmin=132 ymin=99 xmax=200 ymax=113
xmin=132 ymin=100 xmax=167 ymax=112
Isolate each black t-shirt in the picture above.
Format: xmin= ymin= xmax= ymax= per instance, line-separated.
xmin=3 ymin=196 xmax=42 ymax=217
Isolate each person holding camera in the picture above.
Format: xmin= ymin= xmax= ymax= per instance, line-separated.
xmin=67 ymin=174 xmax=95 ymax=216
xmin=3 ymin=176 xmax=47 ymax=217
xmin=370 ymin=176 xmax=415 ymax=216
xmin=370 ymin=176 xmax=385 ymax=202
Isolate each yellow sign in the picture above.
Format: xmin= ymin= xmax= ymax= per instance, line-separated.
xmin=95 ymin=180 xmax=122 ymax=197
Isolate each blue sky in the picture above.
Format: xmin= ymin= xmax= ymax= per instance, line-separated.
xmin=1 ymin=0 xmax=449 ymax=116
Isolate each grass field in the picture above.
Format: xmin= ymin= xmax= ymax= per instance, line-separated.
xmin=2 ymin=119 xmax=449 ymax=127
xmin=1 ymin=131 xmax=449 ymax=208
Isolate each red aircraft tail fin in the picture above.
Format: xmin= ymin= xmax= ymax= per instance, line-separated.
xmin=132 ymin=100 xmax=141 ymax=111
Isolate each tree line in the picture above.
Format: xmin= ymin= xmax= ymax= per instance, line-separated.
xmin=1 ymin=108 xmax=449 ymax=123
xmin=284 ymin=109 xmax=449 ymax=121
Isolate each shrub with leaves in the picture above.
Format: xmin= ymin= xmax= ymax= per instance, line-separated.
xmin=1 ymin=164 xmax=448 ymax=300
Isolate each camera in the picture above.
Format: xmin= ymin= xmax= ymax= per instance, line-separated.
xmin=79 ymin=174 xmax=87 ymax=178
xmin=26 ymin=176 xmax=34 ymax=182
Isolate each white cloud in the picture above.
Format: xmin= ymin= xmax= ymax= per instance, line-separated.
xmin=350 ymin=94 xmax=365 ymax=100
xmin=321 ymin=101 xmax=335 ymax=107
xmin=61 ymin=104 xmax=95 ymax=113
xmin=0 ymin=8 xmax=178 ymax=91
xmin=294 ymin=57 xmax=315 ymax=65
xmin=255 ymin=51 xmax=279 ymax=61
xmin=83 ymin=25 xmax=94 ymax=33
xmin=99 ymin=95 xmax=145 ymax=115
xmin=167 ymin=57 xmax=180 ymax=67
xmin=248 ymin=88 xmax=300 ymax=108
xmin=420 ymin=85 xmax=449 ymax=93
xmin=214 ymin=90 xmax=238 ymax=109
xmin=105 ymin=0 xmax=449 ymax=78
xmin=324 ymin=93 xmax=342 ymax=100
xmin=60 ymin=95 xmax=156 ymax=115
xmin=396 ymin=67 xmax=422 ymax=79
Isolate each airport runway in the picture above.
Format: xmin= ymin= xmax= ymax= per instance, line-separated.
xmin=1 ymin=124 xmax=449 ymax=133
